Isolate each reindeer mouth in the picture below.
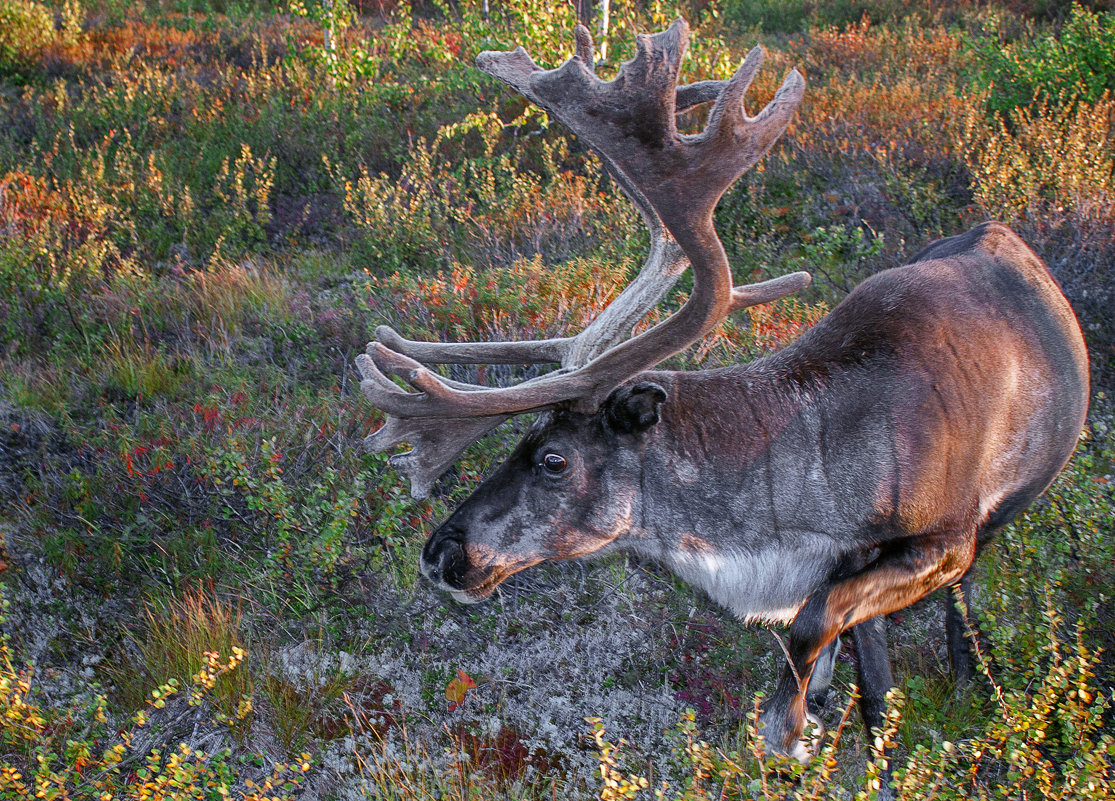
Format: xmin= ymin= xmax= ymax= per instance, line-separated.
xmin=448 ymin=583 xmax=496 ymax=605
xmin=437 ymin=568 xmax=504 ymax=604
xmin=447 ymin=587 xmax=485 ymax=605
xmin=419 ymin=548 xmax=504 ymax=603
xmin=438 ymin=557 xmax=544 ymax=605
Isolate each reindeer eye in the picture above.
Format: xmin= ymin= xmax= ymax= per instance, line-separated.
xmin=542 ymin=453 xmax=567 ymax=473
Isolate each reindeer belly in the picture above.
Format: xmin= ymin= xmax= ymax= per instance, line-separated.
xmin=664 ymin=536 xmax=838 ymax=624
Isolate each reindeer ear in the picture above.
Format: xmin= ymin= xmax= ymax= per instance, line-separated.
xmin=605 ymin=382 xmax=667 ymax=435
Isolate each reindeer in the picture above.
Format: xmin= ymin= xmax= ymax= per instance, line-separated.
xmin=355 ymin=19 xmax=1089 ymax=779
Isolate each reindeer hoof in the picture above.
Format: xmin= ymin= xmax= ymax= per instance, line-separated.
xmin=785 ymin=712 xmax=824 ymax=762
xmin=757 ymin=710 xmax=824 ymax=763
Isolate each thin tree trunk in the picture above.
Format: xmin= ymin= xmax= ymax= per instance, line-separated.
xmin=598 ymin=0 xmax=609 ymax=61
xmin=577 ymin=0 xmax=592 ymax=28
xmin=323 ymin=0 xmax=337 ymax=84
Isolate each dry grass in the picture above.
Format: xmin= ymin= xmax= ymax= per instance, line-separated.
xmin=130 ymin=588 xmax=253 ymax=727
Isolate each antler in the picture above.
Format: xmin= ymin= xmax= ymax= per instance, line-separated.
xmin=358 ymin=19 xmax=808 ymax=497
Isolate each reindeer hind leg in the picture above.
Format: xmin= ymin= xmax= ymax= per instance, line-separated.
xmin=852 ymin=616 xmax=897 ymax=801
xmin=945 ymin=572 xmax=975 ymax=686
xmin=852 ymin=616 xmax=894 ymax=736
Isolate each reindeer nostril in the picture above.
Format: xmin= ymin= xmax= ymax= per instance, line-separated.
xmin=423 ymin=527 xmax=467 ymax=586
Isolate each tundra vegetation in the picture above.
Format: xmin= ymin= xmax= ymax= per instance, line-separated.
xmin=0 ymin=0 xmax=1112 ymax=799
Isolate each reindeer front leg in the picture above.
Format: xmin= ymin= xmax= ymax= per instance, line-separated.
xmin=759 ymin=531 xmax=974 ymax=758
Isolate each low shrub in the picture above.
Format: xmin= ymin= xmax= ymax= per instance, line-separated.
xmin=0 ymin=585 xmax=307 ymax=801
xmin=958 ymin=92 xmax=1114 ymax=218
xmin=971 ymin=3 xmax=1115 ymax=114
xmin=0 ymin=0 xmax=54 ymax=75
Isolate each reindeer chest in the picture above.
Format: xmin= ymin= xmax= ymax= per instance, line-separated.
xmin=655 ymin=532 xmax=839 ymax=624
xmin=638 ymin=428 xmax=853 ymax=623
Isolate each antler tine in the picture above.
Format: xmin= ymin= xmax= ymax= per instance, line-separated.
xmin=676 ymin=80 xmax=728 ymax=111
xmin=361 ymin=340 xmax=598 ymax=418
xmin=363 ymin=414 xmax=510 ymax=499
xmin=375 ymin=325 xmax=571 ymax=366
xmin=694 ymin=48 xmax=805 ymax=213
xmin=574 ymin=23 xmax=594 ymax=72
xmin=729 ymin=272 xmax=812 ymax=313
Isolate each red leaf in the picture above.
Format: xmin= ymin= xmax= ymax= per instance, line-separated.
xmin=446 ymin=669 xmax=477 ymax=712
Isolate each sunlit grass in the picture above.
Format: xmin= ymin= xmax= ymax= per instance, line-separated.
xmin=123 ymin=589 xmax=253 ymax=728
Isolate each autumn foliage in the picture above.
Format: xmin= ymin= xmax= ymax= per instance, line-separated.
xmin=0 ymin=0 xmax=1113 ymax=799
